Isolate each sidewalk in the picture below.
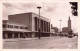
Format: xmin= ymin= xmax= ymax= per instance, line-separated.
xmin=3 ymin=36 xmax=59 ymax=42
xmin=3 ymin=38 xmax=37 ymax=42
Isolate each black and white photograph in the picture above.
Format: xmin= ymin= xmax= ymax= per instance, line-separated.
xmin=1 ymin=0 xmax=79 ymax=50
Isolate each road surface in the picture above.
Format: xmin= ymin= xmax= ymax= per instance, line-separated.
xmin=3 ymin=36 xmax=78 ymax=49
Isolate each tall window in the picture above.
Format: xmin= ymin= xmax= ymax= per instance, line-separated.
xmin=3 ymin=24 xmax=7 ymax=28
xmin=8 ymin=25 xmax=13 ymax=28
xmin=35 ymin=17 xmax=37 ymax=31
xmin=41 ymin=20 xmax=43 ymax=32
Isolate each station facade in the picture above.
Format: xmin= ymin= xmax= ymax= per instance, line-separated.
xmin=3 ymin=12 xmax=51 ymax=39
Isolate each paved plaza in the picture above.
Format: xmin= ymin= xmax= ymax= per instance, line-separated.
xmin=3 ymin=36 xmax=78 ymax=49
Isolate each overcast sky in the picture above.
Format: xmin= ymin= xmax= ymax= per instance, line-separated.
xmin=2 ymin=2 xmax=78 ymax=32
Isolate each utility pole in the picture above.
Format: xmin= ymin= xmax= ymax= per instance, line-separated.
xmin=37 ymin=6 xmax=42 ymax=39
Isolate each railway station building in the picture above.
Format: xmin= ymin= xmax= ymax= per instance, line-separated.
xmin=3 ymin=12 xmax=51 ymax=39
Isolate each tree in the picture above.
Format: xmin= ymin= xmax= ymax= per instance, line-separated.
xmin=69 ymin=2 xmax=78 ymax=16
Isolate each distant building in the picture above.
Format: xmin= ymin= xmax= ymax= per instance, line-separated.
xmin=62 ymin=27 xmax=68 ymax=33
xmin=51 ymin=27 xmax=58 ymax=33
xmin=51 ymin=24 xmax=54 ymax=29
xmin=3 ymin=12 xmax=51 ymax=39
xmin=50 ymin=24 xmax=56 ymax=36
xmin=61 ymin=17 xmax=72 ymax=35
xmin=50 ymin=24 xmax=55 ymax=33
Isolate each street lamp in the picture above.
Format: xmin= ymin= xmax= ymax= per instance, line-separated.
xmin=60 ymin=20 xmax=62 ymax=36
xmin=37 ymin=6 xmax=42 ymax=39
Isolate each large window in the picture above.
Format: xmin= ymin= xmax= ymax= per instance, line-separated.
xmin=20 ymin=26 xmax=24 ymax=29
xmin=3 ymin=24 xmax=7 ymax=28
xmin=3 ymin=24 xmax=28 ymax=30
xmin=14 ymin=26 xmax=19 ymax=29
xmin=24 ymin=27 xmax=28 ymax=29
xmin=8 ymin=25 xmax=13 ymax=28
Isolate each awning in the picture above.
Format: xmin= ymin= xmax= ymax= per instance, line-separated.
xmin=3 ymin=28 xmax=31 ymax=32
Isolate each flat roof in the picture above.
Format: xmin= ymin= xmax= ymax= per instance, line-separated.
xmin=8 ymin=12 xmax=51 ymax=22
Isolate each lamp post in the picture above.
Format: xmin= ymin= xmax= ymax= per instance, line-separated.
xmin=37 ymin=6 xmax=41 ymax=39
xmin=60 ymin=20 xmax=62 ymax=36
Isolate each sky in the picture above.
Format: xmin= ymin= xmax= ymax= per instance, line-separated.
xmin=2 ymin=2 xmax=78 ymax=33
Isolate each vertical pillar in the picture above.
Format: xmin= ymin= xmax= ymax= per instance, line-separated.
xmin=32 ymin=33 xmax=35 ymax=38
xmin=40 ymin=20 xmax=41 ymax=31
xmin=4 ymin=33 xmax=8 ymax=39
xmin=23 ymin=33 xmax=25 ymax=38
xmin=18 ymin=33 xmax=20 ymax=38
xmin=12 ymin=33 xmax=15 ymax=38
